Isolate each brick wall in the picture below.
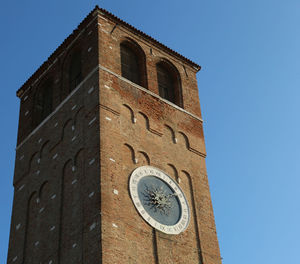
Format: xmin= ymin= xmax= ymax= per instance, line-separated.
xmin=8 ymin=66 xmax=101 ymax=264
xmin=97 ymin=12 xmax=221 ymax=264
xmin=8 ymin=7 xmax=222 ymax=264
xmin=16 ymin=11 xmax=99 ymax=145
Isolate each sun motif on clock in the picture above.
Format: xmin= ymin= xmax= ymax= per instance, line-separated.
xmin=129 ymin=166 xmax=190 ymax=235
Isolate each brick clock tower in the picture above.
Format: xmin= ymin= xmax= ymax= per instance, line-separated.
xmin=7 ymin=6 xmax=222 ymax=264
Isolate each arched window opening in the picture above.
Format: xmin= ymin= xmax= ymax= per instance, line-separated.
xmin=156 ymin=62 xmax=182 ymax=107
xmin=121 ymin=43 xmax=140 ymax=85
xmin=33 ymin=81 xmax=53 ymax=127
xmin=120 ymin=41 xmax=147 ymax=88
xmin=69 ymin=51 xmax=82 ymax=92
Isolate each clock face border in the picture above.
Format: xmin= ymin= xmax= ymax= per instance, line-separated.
xmin=129 ymin=165 xmax=190 ymax=235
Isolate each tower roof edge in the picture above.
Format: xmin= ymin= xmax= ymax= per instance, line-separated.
xmin=16 ymin=5 xmax=201 ymax=98
xmin=94 ymin=6 xmax=201 ymax=70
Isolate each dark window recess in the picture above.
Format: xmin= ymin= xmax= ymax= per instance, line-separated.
xmin=121 ymin=44 xmax=141 ymax=85
xmin=69 ymin=51 xmax=82 ymax=92
xmin=157 ymin=64 xmax=175 ymax=103
xmin=33 ymin=82 xmax=53 ymax=127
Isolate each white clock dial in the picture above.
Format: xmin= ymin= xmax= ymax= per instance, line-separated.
xmin=129 ymin=166 xmax=190 ymax=235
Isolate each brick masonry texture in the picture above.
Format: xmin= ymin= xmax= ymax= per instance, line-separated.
xmin=8 ymin=7 xmax=222 ymax=264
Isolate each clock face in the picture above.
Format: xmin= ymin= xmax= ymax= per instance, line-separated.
xmin=129 ymin=166 xmax=190 ymax=235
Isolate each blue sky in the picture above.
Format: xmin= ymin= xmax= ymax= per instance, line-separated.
xmin=1 ymin=0 xmax=300 ymax=263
